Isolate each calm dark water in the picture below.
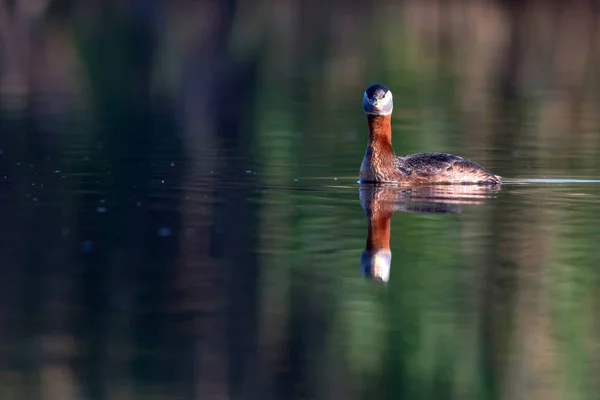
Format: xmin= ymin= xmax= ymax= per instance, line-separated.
xmin=3 ymin=139 xmax=600 ymax=400
xmin=2 ymin=2 xmax=600 ymax=400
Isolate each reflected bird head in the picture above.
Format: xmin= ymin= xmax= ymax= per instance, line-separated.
xmin=361 ymin=249 xmax=392 ymax=282
xmin=362 ymin=84 xmax=393 ymax=116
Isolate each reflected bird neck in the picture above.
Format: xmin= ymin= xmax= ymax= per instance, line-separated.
xmin=366 ymin=209 xmax=392 ymax=251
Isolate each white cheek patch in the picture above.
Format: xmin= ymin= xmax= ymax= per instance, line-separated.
xmin=383 ymin=90 xmax=393 ymax=103
xmin=377 ymin=91 xmax=393 ymax=115
xmin=380 ymin=91 xmax=393 ymax=107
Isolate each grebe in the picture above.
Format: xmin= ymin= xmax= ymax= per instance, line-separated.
xmin=360 ymin=84 xmax=501 ymax=184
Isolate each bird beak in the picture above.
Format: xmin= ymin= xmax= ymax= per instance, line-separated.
xmin=370 ymin=98 xmax=380 ymax=107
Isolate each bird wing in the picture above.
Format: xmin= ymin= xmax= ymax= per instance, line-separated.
xmin=397 ymin=153 xmax=500 ymax=183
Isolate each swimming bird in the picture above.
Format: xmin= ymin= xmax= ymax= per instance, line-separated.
xmin=360 ymin=84 xmax=501 ymax=184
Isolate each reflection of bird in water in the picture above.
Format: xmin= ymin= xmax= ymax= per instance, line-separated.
xmin=360 ymin=84 xmax=501 ymax=185
xmin=360 ymin=184 xmax=500 ymax=282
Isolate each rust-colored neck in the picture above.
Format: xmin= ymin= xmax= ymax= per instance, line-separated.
xmin=367 ymin=114 xmax=394 ymax=156
xmin=365 ymin=208 xmax=392 ymax=251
